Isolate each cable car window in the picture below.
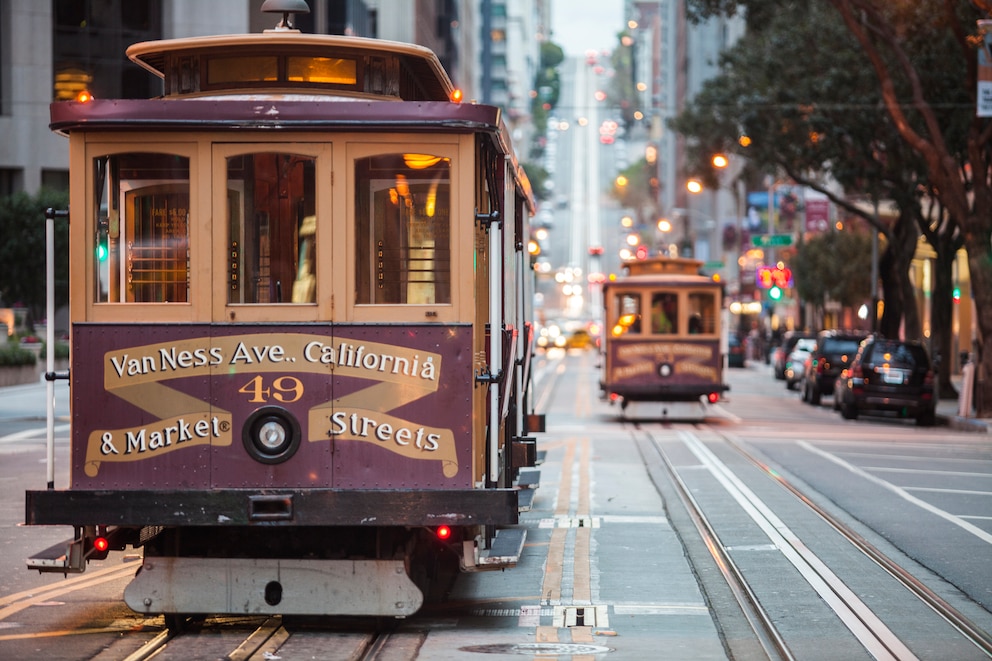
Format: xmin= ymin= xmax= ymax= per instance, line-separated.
xmin=687 ymin=291 xmax=717 ymax=334
xmin=93 ymin=153 xmax=189 ymax=303
xmin=208 ymin=56 xmax=278 ymax=84
xmin=611 ymin=292 xmax=641 ymax=335
xmin=355 ymin=153 xmax=451 ymax=305
xmin=287 ymin=56 xmax=357 ymax=84
xmin=650 ymin=293 xmax=677 ymax=334
xmin=227 ymin=153 xmax=317 ymax=304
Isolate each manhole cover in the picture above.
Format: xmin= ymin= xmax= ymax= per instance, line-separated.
xmin=460 ymin=643 xmax=613 ymax=655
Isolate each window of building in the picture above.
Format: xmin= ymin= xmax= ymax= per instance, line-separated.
xmin=41 ymin=170 xmax=69 ymax=192
xmin=227 ymin=153 xmax=317 ymax=305
xmin=53 ymin=0 xmax=162 ymax=100
xmin=355 ymin=153 xmax=451 ymax=305
xmin=93 ymin=153 xmax=189 ymax=303
xmin=0 ymin=169 xmax=22 ymax=197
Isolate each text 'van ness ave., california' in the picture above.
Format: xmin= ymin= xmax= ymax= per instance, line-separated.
xmin=104 ymin=334 xmax=441 ymax=387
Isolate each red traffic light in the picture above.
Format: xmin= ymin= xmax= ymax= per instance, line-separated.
xmin=756 ymin=265 xmax=793 ymax=289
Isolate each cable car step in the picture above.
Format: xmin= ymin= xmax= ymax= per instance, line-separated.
xmin=517 ymin=488 xmax=536 ymax=512
xmin=477 ymin=528 xmax=526 ymax=568
xmin=27 ymin=537 xmax=85 ymax=573
xmin=516 ymin=468 xmax=540 ymax=489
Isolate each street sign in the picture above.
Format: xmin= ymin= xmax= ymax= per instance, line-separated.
xmin=751 ymin=234 xmax=792 ymax=247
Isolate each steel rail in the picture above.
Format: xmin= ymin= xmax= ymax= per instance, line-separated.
xmin=633 ymin=429 xmax=793 ymax=661
xmin=721 ymin=431 xmax=992 ymax=658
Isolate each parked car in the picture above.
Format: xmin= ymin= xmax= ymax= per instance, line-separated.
xmin=773 ymin=330 xmax=814 ymax=380
xmin=833 ymin=336 xmax=936 ymax=425
xmin=801 ymin=329 xmax=869 ymax=405
xmin=566 ymin=328 xmax=593 ymax=350
xmin=784 ymin=337 xmax=816 ymax=389
xmin=727 ymin=332 xmax=746 ymax=368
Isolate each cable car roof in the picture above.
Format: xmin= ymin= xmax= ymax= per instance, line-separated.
xmin=127 ymin=32 xmax=455 ymax=102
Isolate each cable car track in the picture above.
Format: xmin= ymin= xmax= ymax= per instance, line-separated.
xmin=635 ymin=421 xmax=992 ymax=660
xmin=118 ymin=615 xmax=412 ymax=661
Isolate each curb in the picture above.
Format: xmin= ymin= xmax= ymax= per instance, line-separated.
xmin=939 ymin=413 xmax=992 ymax=434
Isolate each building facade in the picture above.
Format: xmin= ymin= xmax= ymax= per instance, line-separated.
xmin=1 ymin=0 xmax=542 ymax=198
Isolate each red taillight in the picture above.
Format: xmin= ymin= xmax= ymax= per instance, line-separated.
xmin=922 ymin=370 xmax=935 ymax=399
xmin=436 ymin=525 xmax=452 ymax=540
xmin=93 ymin=536 xmax=109 ymax=553
xmin=707 ymin=392 xmax=720 ymax=404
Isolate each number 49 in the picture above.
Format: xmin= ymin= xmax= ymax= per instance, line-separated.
xmin=238 ymin=375 xmax=304 ymax=403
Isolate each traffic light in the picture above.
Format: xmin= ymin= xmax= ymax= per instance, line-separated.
xmin=635 ymin=244 xmax=648 ymax=260
xmin=96 ymin=218 xmax=109 ymax=262
xmin=768 ymin=285 xmax=783 ymax=301
xmin=756 ymin=265 xmax=793 ymax=289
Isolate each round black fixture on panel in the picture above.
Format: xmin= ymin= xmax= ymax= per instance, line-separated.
xmin=242 ymin=406 xmax=301 ymax=464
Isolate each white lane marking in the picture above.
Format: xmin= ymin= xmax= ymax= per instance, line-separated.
xmin=682 ymin=431 xmax=918 ymax=661
xmin=801 ymin=441 xmax=992 ymax=545
xmin=0 ymin=424 xmax=71 ymax=444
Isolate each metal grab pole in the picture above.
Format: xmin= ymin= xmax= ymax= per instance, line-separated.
xmin=489 ymin=219 xmax=502 ymax=483
xmin=45 ymin=208 xmax=57 ymax=489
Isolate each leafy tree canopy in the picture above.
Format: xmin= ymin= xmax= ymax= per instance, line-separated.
xmin=794 ymin=229 xmax=873 ymax=309
xmin=0 ymin=189 xmax=70 ymax=323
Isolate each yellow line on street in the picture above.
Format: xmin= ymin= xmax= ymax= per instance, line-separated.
xmin=0 ymin=562 xmax=136 ymax=621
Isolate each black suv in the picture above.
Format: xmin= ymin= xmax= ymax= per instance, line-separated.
xmin=801 ymin=329 xmax=868 ymax=405
xmin=834 ymin=336 xmax=936 ymax=425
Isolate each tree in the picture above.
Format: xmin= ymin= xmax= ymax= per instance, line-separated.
xmin=825 ymin=0 xmax=992 ymax=413
xmin=794 ymin=230 xmax=873 ymax=328
xmin=0 ymin=190 xmax=70 ymax=327
xmin=680 ymin=0 xmax=971 ymax=400
xmin=673 ymin=2 xmax=929 ymax=331
xmin=529 ymin=40 xmax=565 ymax=160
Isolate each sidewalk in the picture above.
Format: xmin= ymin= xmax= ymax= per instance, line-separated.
xmin=938 ymin=375 xmax=992 ymax=433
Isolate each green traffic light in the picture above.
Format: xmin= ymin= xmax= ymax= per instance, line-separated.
xmin=768 ymin=285 xmax=783 ymax=301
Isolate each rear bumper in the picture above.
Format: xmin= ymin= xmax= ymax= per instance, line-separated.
xmin=603 ymin=382 xmax=729 ymax=402
xmin=857 ymin=393 xmax=933 ymax=415
xmin=26 ymin=488 xmax=519 ymax=527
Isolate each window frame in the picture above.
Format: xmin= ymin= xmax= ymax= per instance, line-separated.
xmin=81 ymin=141 xmax=201 ymax=322
xmin=345 ymin=139 xmax=465 ymax=323
xmin=211 ymin=141 xmax=333 ymax=323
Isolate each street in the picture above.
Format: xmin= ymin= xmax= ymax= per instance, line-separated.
xmin=1 ymin=355 xmax=990 ymax=660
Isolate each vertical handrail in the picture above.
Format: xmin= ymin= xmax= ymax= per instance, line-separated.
xmin=44 ymin=209 xmax=64 ymax=489
xmin=488 ymin=216 xmax=502 ymax=483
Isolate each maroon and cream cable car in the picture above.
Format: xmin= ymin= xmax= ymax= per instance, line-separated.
xmin=26 ymin=1 xmax=542 ymax=624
